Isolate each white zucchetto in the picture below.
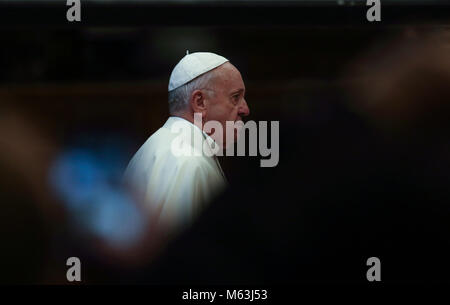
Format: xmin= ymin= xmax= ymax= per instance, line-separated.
xmin=168 ymin=52 xmax=229 ymax=92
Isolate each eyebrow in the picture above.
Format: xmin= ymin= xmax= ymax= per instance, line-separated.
xmin=230 ymin=88 xmax=245 ymax=96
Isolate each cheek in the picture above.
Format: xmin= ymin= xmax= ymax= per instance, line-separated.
xmin=229 ymin=106 xmax=239 ymax=120
xmin=218 ymin=103 xmax=235 ymax=121
xmin=207 ymin=99 xmax=238 ymax=122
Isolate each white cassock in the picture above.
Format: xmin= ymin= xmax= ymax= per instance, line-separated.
xmin=123 ymin=116 xmax=227 ymax=235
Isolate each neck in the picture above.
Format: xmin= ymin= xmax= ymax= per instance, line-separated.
xmin=172 ymin=112 xmax=195 ymax=125
xmin=172 ymin=111 xmax=207 ymax=132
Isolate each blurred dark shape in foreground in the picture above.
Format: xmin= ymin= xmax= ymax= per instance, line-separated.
xmin=0 ymin=102 xmax=57 ymax=283
xmin=49 ymin=138 xmax=146 ymax=249
xmin=0 ymin=103 xmax=173 ymax=283
xmin=345 ymin=28 xmax=450 ymax=135
xmin=47 ymin=135 xmax=174 ymax=276
xmin=135 ymin=29 xmax=450 ymax=284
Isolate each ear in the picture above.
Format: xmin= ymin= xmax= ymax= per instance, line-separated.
xmin=190 ymin=89 xmax=207 ymax=115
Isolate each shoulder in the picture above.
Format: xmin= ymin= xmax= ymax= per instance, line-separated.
xmin=168 ymin=153 xmax=215 ymax=177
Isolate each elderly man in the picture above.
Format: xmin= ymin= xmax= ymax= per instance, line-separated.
xmin=124 ymin=52 xmax=250 ymax=237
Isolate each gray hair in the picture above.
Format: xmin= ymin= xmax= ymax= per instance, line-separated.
xmin=168 ymin=68 xmax=218 ymax=115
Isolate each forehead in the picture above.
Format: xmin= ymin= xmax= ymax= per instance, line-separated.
xmin=213 ymin=62 xmax=245 ymax=92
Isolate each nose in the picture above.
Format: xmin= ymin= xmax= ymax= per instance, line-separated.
xmin=238 ymin=98 xmax=250 ymax=117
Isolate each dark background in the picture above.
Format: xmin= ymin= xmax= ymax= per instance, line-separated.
xmin=0 ymin=1 xmax=449 ymax=285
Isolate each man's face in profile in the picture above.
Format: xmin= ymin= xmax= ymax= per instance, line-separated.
xmin=204 ymin=62 xmax=250 ymax=147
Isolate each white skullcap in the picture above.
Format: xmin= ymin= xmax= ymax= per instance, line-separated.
xmin=168 ymin=51 xmax=229 ymax=92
